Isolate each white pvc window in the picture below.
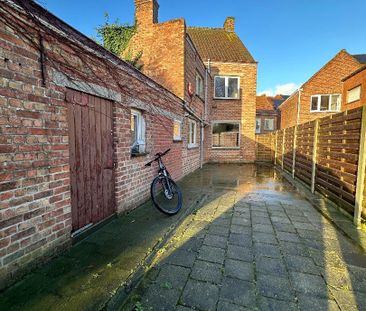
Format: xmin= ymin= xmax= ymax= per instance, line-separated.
xmin=347 ymin=86 xmax=361 ymax=103
xmin=264 ymin=119 xmax=274 ymax=131
xmin=131 ymin=109 xmax=146 ymax=154
xmin=256 ymin=118 xmax=261 ymax=134
xmin=188 ymin=119 xmax=197 ymax=148
xmin=214 ymin=76 xmax=240 ymax=99
xmin=196 ymin=74 xmax=204 ymax=98
xmin=310 ymin=94 xmax=341 ymax=112
xmin=173 ymin=120 xmax=182 ymax=141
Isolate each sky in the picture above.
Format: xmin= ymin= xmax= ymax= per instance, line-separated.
xmin=39 ymin=0 xmax=366 ymax=96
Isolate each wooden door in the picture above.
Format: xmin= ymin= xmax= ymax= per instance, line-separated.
xmin=66 ymin=89 xmax=115 ymax=232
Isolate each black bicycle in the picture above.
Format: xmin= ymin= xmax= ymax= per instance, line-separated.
xmin=145 ymin=149 xmax=183 ymax=215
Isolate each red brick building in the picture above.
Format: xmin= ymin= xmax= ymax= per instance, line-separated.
xmin=279 ymin=50 xmax=366 ymax=129
xmin=255 ymin=95 xmax=282 ymax=134
xmin=0 ymin=0 xmax=202 ymax=288
xmin=342 ymin=64 xmax=366 ymax=111
xmin=126 ymin=0 xmax=257 ymax=163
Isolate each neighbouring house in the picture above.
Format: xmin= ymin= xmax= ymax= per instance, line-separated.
xmin=342 ymin=64 xmax=366 ymax=111
xmin=126 ymin=0 xmax=257 ymax=163
xmin=255 ymin=95 xmax=285 ymax=134
xmin=0 ymin=0 xmax=201 ymax=288
xmin=279 ymin=50 xmax=366 ymax=129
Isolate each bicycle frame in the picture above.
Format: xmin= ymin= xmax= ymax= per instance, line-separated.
xmin=157 ymin=157 xmax=173 ymax=198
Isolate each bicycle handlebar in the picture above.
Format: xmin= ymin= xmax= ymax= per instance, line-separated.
xmin=145 ymin=149 xmax=171 ymax=167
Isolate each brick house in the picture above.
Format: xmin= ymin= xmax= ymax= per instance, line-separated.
xmin=255 ymin=95 xmax=283 ymax=134
xmin=342 ymin=64 xmax=366 ymax=111
xmin=0 ymin=0 xmax=202 ymax=288
xmin=279 ymin=50 xmax=366 ymax=129
xmin=126 ymin=0 xmax=257 ymax=163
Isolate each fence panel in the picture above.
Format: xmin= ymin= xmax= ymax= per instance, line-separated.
xmin=284 ymin=126 xmax=295 ymax=173
xmin=295 ymin=121 xmax=315 ymax=187
xmin=255 ymin=133 xmax=274 ymax=162
xmin=315 ymin=108 xmax=363 ymax=215
xmin=276 ymin=130 xmax=284 ymax=167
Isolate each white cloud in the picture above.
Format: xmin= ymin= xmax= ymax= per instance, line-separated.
xmin=259 ymin=83 xmax=300 ymax=96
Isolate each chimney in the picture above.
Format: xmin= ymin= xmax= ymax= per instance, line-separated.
xmin=135 ymin=0 xmax=159 ymax=28
xmin=224 ymin=17 xmax=235 ymax=32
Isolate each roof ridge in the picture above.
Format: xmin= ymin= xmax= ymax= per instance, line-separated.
xmin=188 ymin=26 xmax=225 ymax=31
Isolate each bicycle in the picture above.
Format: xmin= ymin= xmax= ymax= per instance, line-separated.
xmin=145 ymin=149 xmax=183 ymax=215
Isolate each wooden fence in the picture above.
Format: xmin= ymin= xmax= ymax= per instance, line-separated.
xmin=255 ymin=106 xmax=366 ymax=225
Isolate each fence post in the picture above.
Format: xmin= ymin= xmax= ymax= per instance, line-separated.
xmin=292 ymin=126 xmax=297 ymax=178
xmin=274 ymin=131 xmax=278 ymax=165
xmin=282 ymin=128 xmax=286 ymax=170
xmin=354 ymin=106 xmax=366 ymax=226
xmin=311 ymin=120 xmax=319 ymax=193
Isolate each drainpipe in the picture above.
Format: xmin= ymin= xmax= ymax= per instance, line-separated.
xmin=296 ymin=88 xmax=303 ymax=125
xmin=204 ymin=59 xmax=211 ymax=121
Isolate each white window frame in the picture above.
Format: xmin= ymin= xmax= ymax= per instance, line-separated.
xmin=173 ymin=119 xmax=182 ymax=141
xmin=212 ymin=121 xmax=240 ymax=149
xmin=188 ymin=119 xmax=197 ymax=148
xmin=214 ymin=76 xmax=240 ymax=99
xmin=347 ymin=85 xmax=361 ymax=104
xmin=310 ymin=94 xmax=341 ymax=112
xmin=196 ymin=73 xmax=204 ymax=99
xmin=264 ymin=118 xmax=275 ymax=131
xmin=256 ymin=118 xmax=261 ymax=134
xmin=131 ymin=109 xmax=146 ymax=154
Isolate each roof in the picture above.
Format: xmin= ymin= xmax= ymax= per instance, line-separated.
xmin=187 ymin=27 xmax=256 ymax=64
xmin=352 ymin=54 xmax=366 ymax=64
xmin=342 ymin=64 xmax=366 ymax=81
xmin=256 ymin=95 xmax=275 ymax=111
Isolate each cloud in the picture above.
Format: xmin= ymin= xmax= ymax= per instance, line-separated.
xmin=259 ymin=83 xmax=300 ymax=96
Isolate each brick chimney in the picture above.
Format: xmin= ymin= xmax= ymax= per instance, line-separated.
xmin=224 ymin=17 xmax=235 ymax=32
xmin=135 ymin=0 xmax=159 ymax=28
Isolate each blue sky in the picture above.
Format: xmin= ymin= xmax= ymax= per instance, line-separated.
xmin=40 ymin=0 xmax=366 ymax=95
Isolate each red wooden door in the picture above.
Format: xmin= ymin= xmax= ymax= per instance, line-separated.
xmin=66 ymin=89 xmax=115 ymax=232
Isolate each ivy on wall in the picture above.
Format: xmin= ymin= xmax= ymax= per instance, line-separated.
xmin=96 ymin=13 xmax=143 ymax=70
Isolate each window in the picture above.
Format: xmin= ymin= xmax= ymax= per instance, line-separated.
xmin=173 ymin=120 xmax=182 ymax=141
xmin=212 ymin=122 xmax=240 ymax=148
xmin=310 ymin=94 xmax=341 ymax=112
xmin=196 ymin=74 xmax=204 ymax=98
xmin=131 ymin=109 xmax=146 ymax=154
xmin=256 ymin=118 xmax=261 ymax=134
xmin=347 ymin=86 xmax=361 ymax=103
xmin=264 ymin=119 xmax=274 ymax=131
xmin=214 ymin=76 xmax=240 ymax=99
xmin=188 ymin=120 xmax=197 ymax=148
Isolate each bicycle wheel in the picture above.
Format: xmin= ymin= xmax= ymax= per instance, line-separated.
xmin=151 ymin=176 xmax=182 ymax=215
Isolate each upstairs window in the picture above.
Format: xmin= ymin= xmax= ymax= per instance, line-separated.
xmin=264 ymin=119 xmax=275 ymax=131
xmin=347 ymin=86 xmax=361 ymax=103
xmin=212 ymin=122 xmax=240 ymax=148
xmin=188 ymin=119 xmax=197 ymax=148
xmin=131 ymin=109 xmax=146 ymax=154
xmin=310 ymin=94 xmax=341 ymax=112
xmin=196 ymin=74 xmax=204 ymax=99
xmin=214 ymin=76 xmax=240 ymax=99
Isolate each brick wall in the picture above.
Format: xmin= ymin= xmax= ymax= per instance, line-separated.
xmin=0 ymin=1 xmax=196 ymax=288
xmin=256 ymin=111 xmax=278 ymax=134
xmin=280 ymin=50 xmax=362 ymax=129
xmin=342 ymin=67 xmax=366 ymax=111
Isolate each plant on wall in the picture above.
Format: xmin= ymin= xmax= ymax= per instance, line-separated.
xmin=96 ymin=13 xmax=143 ymax=70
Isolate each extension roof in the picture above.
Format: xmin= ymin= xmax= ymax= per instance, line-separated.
xmin=187 ymin=27 xmax=256 ymax=64
xmin=352 ymin=54 xmax=366 ymax=64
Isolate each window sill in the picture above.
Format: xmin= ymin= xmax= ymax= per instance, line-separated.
xmin=131 ymin=152 xmax=149 ymax=158
xmin=188 ymin=144 xmax=199 ymax=149
xmin=212 ymin=147 xmax=240 ymax=150
xmin=310 ymin=110 xmax=340 ymax=113
xmin=173 ymin=139 xmax=182 ymax=143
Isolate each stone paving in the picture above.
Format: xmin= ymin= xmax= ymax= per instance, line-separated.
xmin=121 ymin=164 xmax=366 ymax=311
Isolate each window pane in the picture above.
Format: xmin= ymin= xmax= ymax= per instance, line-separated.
xmin=173 ymin=120 xmax=181 ymax=140
xmin=264 ymin=119 xmax=274 ymax=130
xmin=228 ymin=78 xmax=239 ymax=98
xmin=311 ymin=97 xmax=319 ymax=111
xmin=347 ymin=86 xmax=361 ymax=103
xmin=212 ymin=123 xmax=239 ymax=148
xmin=256 ymin=118 xmax=261 ymax=133
xmin=215 ymin=77 xmax=225 ymax=98
xmin=320 ymin=95 xmax=329 ymax=111
xmin=131 ymin=114 xmax=138 ymax=144
xmin=330 ymin=95 xmax=339 ymax=111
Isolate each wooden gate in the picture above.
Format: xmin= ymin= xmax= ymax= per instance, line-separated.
xmin=66 ymin=89 xmax=115 ymax=233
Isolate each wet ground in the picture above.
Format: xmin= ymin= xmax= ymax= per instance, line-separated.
xmin=1 ymin=164 xmax=366 ymax=311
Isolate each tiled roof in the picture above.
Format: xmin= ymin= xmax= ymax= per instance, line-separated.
xmin=353 ymin=54 xmax=366 ymax=64
xmin=256 ymin=95 xmax=275 ymax=111
xmin=187 ymin=27 xmax=255 ymax=64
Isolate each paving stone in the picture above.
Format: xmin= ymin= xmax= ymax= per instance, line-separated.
xmin=181 ymin=279 xmax=219 ymax=311
xmin=292 ymin=222 xmax=315 ymax=230
xmin=228 ymin=233 xmax=252 ymax=247
xmin=175 ymin=306 xmax=195 ymax=311
xmin=272 ymin=222 xmax=297 ymax=233
xmin=256 ymin=257 xmax=287 ymax=276
xmin=270 ymin=216 xmax=291 ymax=224
xmin=254 ymin=242 xmax=281 ymax=259
xmin=190 ymin=260 xmax=222 ymax=284
xmin=258 ymin=296 xmax=298 ymax=311
xmin=224 ymin=259 xmax=254 ymax=282
xmin=252 ymin=217 xmax=271 ymax=225
xmin=141 ymin=284 xmax=181 ymax=311
xmin=211 ymin=218 xmax=230 ymax=228
xmin=288 ymin=215 xmax=309 ymax=223
xmin=297 ymin=294 xmax=340 ymax=311
xmin=217 ymin=300 xmax=249 ymax=311
xmin=285 ymin=209 xmax=305 ymax=216
xmin=252 ymin=223 xmax=274 ymax=234
xmin=280 ymin=241 xmax=309 ymax=257
xmin=231 ymin=217 xmax=251 ymax=227
xmin=208 ymin=225 xmax=230 ymax=237
xmin=164 ymin=250 xmax=196 ymax=268
xmin=156 ymin=265 xmax=190 ymax=290
xmin=198 ymin=245 xmax=225 ymax=264
xmin=285 ymin=255 xmax=319 ymax=275
xmin=177 ymin=237 xmax=203 ymax=253
xmin=230 ymin=224 xmax=251 ymax=234
xmin=296 ymin=228 xmax=324 ymax=240
xmin=203 ymin=234 xmax=227 ymax=249
xmin=331 ymin=288 xmax=366 ymax=311
xmin=220 ymin=277 xmax=256 ymax=308
xmin=290 ymin=272 xmax=329 ymax=298
xmin=276 ymin=231 xmax=301 ymax=243
xmin=252 ymin=232 xmax=277 ymax=245
xmin=251 ymin=211 xmax=269 ymax=218
xmin=227 ymin=244 xmax=253 ymax=262
xmin=256 ymin=274 xmax=296 ymax=302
